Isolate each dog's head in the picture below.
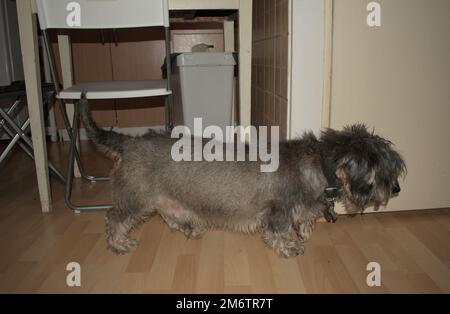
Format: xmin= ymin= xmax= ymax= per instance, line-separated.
xmin=321 ymin=124 xmax=406 ymax=212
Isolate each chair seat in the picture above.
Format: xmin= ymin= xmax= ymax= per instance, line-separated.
xmin=56 ymin=80 xmax=171 ymax=100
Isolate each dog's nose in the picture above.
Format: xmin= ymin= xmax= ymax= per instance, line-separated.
xmin=392 ymin=182 xmax=401 ymax=194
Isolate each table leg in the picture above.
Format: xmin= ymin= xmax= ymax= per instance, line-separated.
xmin=238 ymin=0 xmax=252 ymax=132
xmin=16 ymin=0 xmax=52 ymax=213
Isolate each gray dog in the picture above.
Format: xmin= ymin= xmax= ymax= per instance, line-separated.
xmin=80 ymin=99 xmax=406 ymax=258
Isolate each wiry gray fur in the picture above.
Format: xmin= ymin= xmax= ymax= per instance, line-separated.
xmin=80 ymin=97 xmax=406 ymax=257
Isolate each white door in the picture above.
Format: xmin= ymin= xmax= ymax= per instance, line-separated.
xmin=330 ymin=0 xmax=450 ymax=211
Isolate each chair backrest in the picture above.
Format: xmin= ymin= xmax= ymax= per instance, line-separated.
xmin=36 ymin=0 xmax=169 ymax=30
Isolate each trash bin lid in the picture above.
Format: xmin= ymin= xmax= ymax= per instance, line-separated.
xmin=176 ymin=52 xmax=236 ymax=67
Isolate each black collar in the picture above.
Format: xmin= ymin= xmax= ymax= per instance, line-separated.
xmin=319 ymin=143 xmax=342 ymax=199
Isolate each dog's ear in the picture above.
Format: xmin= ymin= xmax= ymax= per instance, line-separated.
xmin=335 ymin=166 xmax=348 ymax=187
xmin=336 ymin=157 xmax=374 ymax=207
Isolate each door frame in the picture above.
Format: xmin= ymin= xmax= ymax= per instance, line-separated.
xmin=288 ymin=0 xmax=333 ymax=138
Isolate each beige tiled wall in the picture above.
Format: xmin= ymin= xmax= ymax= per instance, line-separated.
xmin=252 ymin=0 xmax=289 ymax=139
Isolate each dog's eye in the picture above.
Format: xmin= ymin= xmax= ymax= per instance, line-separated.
xmin=352 ymin=181 xmax=373 ymax=196
xmin=363 ymin=183 xmax=374 ymax=194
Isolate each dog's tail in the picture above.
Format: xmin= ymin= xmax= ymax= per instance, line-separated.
xmin=79 ymin=92 xmax=129 ymax=157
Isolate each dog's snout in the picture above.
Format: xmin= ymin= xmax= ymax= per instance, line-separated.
xmin=392 ymin=182 xmax=401 ymax=194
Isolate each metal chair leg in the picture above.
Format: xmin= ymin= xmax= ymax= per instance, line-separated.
xmin=58 ymin=99 xmax=110 ymax=182
xmin=42 ymin=29 xmax=110 ymax=209
xmin=0 ymin=108 xmax=65 ymax=183
xmin=0 ymin=120 xmax=66 ymax=183
xmin=164 ymin=95 xmax=174 ymax=132
xmin=164 ymin=26 xmax=173 ymax=131
xmin=64 ymin=103 xmax=112 ymax=211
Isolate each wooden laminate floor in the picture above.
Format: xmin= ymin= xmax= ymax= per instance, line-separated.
xmin=0 ymin=141 xmax=449 ymax=293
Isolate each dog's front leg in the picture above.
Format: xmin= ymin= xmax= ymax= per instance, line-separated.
xmin=295 ymin=218 xmax=316 ymax=242
xmin=292 ymin=204 xmax=322 ymax=243
xmin=262 ymin=204 xmax=305 ymax=258
xmin=321 ymin=188 xmax=339 ymax=223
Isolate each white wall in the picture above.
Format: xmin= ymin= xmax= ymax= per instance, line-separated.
xmin=289 ymin=0 xmax=325 ymax=138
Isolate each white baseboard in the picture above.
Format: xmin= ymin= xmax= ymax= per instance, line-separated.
xmin=58 ymin=126 xmax=166 ymax=142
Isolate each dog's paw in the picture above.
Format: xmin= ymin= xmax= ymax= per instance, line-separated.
xmin=277 ymin=240 xmax=305 ymax=258
xmin=184 ymin=229 xmax=205 ymax=239
xmin=107 ymin=237 xmax=137 ymax=254
xmin=182 ymin=224 xmax=206 ymax=239
xmin=295 ymin=220 xmax=315 ymax=242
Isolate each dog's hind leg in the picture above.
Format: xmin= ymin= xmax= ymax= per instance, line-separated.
xmin=105 ymin=196 xmax=153 ymax=254
xmin=105 ymin=209 xmax=139 ymax=254
xmin=262 ymin=204 xmax=305 ymax=257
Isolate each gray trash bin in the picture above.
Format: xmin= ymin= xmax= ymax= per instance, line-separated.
xmin=171 ymin=52 xmax=236 ymax=135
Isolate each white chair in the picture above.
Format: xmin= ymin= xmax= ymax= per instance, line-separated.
xmin=36 ymin=0 xmax=173 ymax=211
